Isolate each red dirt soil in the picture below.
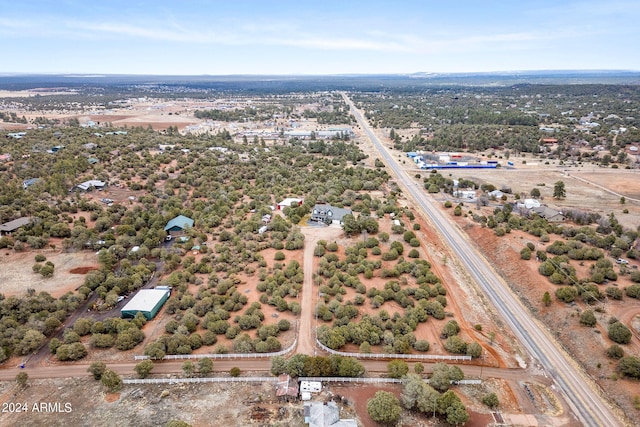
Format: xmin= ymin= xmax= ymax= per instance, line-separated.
xmin=69 ymin=266 xmax=99 ymax=274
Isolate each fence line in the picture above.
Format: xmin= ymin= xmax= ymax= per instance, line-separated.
xmin=134 ymin=338 xmax=297 ymax=361
xmin=299 ymin=377 xmax=403 ymax=384
xmin=124 ymin=376 xmax=278 ymax=385
xmin=316 ymin=340 xmax=472 ymax=361
xmin=299 ymin=377 xmax=481 ymax=385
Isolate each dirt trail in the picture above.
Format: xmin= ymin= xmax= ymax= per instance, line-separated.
xmin=297 ymin=225 xmax=343 ymax=355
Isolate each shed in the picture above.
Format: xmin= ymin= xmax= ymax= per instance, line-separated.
xmin=22 ymin=178 xmax=40 ymax=189
xmin=164 ymin=215 xmax=194 ymax=232
xmin=517 ymin=199 xmax=541 ymax=209
xmin=276 ymin=374 xmax=299 ymax=401
xmin=121 ymin=289 xmax=170 ymax=320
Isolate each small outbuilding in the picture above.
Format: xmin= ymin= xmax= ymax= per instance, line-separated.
xmin=277 ymin=198 xmax=304 ymax=210
xmin=121 ymin=289 xmax=170 ymax=320
xmin=164 ymin=215 xmax=194 ymax=233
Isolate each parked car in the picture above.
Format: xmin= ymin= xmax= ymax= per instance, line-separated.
xmin=616 ymin=258 xmax=629 ymax=265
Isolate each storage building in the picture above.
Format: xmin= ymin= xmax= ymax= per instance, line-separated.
xmin=121 ymin=289 xmax=170 ymax=320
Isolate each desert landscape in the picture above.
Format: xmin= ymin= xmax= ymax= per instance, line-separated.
xmin=0 ymin=74 xmax=639 ymax=427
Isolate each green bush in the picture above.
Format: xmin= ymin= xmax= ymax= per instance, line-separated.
xmin=608 ymin=322 xmax=632 ymax=344
xmin=579 ymin=310 xmax=597 ymax=327
xmin=555 ymin=286 xmax=578 ymax=303
xmin=625 ymin=284 xmax=640 ymax=298
xmin=606 ymin=344 xmax=624 ymax=359
xmin=367 ymin=391 xmax=401 ymax=425
xmin=617 ymin=356 xmax=640 ymax=379
xmin=482 ymin=392 xmax=499 ymax=408
xmin=387 ymin=360 xmax=409 ymax=378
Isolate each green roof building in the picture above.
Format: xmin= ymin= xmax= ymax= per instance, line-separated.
xmin=121 ymin=289 xmax=170 ymax=320
xmin=164 ymin=215 xmax=194 ymax=232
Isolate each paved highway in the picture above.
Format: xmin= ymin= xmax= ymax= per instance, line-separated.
xmin=343 ymin=93 xmax=623 ymax=427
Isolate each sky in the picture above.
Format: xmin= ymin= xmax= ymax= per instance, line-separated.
xmin=1 ymin=0 xmax=639 ymax=75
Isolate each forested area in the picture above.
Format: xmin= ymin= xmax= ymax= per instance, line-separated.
xmin=0 ymin=120 xmax=389 ymax=361
xmin=351 ymin=84 xmax=640 ymax=157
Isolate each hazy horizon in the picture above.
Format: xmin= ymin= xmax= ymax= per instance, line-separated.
xmin=2 ymin=1 xmax=639 ymax=75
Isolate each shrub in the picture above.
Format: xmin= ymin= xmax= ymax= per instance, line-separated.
xmin=579 ymin=310 xmax=597 ymax=327
xmin=441 ymin=320 xmax=460 ymax=338
xmin=387 ymin=360 xmax=409 ymax=378
xmin=444 ymin=336 xmax=467 ymax=354
xmin=367 ymin=391 xmax=401 ymax=425
xmin=35 ymin=254 xmax=46 ymax=262
xmin=625 ymin=284 xmax=640 ymax=299
xmin=606 ymin=344 xmax=624 ymax=359
xmin=605 ymin=287 xmax=623 ymax=300
xmin=466 ymin=342 xmax=482 ymax=358
xmin=101 ymin=370 xmax=123 ymax=392
xmin=482 ymin=392 xmax=499 ymax=408
xmin=414 ymin=340 xmax=430 ymax=352
xmin=56 ymin=342 xmax=88 ymax=361
xmin=274 ymin=251 xmax=285 ymax=261
xmin=88 ymin=361 xmax=107 ymax=380
xmin=608 ymin=322 xmax=632 ymax=344
xmin=555 ymin=287 xmax=578 ymax=303
xmin=617 ymin=356 xmax=640 ymax=379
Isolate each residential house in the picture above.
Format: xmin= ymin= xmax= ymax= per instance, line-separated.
xmin=0 ymin=217 xmax=33 ymax=236
xmin=76 ymin=180 xmax=106 ymax=191
xmin=311 ymin=204 xmax=352 ymax=225
xmin=531 ymin=206 xmax=565 ymax=222
xmin=453 ymin=190 xmax=476 ymax=200
xmin=303 ymin=401 xmax=357 ymax=427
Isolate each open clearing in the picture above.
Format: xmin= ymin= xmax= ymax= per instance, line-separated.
xmin=0 ymin=250 xmax=98 ymax=298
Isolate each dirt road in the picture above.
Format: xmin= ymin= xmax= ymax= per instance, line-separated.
xmin=296 ymin=225 xmax=343 ymax=355
xmin=0 ymin=358 xmax=529 ymax=382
